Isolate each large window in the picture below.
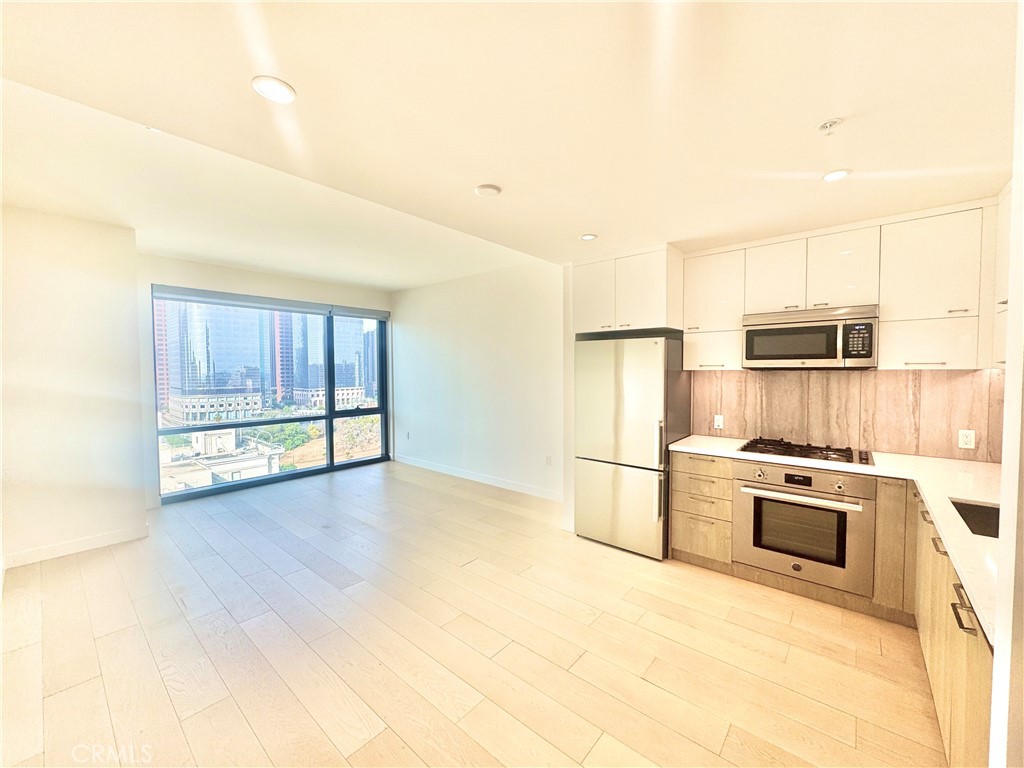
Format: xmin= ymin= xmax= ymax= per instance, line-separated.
xmin=152 ymin=287 xmax=388 ymax=499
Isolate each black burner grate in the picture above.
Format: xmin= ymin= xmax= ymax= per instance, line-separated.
xmin=739 ymin=436 xmax=872 ymax=465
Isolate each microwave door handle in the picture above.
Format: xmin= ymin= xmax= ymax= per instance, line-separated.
xmin=739 ymin=486 xmax=864 ymax=513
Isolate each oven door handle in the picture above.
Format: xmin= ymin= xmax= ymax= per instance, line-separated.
xmin=738 ymin=486 xmax=864 ymax=513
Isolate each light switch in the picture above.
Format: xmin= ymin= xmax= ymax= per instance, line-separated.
xmin=713 ymin=414 xmax=724 ymax=430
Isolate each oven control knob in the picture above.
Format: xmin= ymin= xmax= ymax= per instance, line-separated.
xmin=755 ymin=469 xmax=766 ymax=480
xmin=834 ymin=481 xmax=845 ymax=493
xmin=792 ymin=563 xmax=803 ymax=572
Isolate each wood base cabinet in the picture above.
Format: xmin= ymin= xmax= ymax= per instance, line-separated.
xmin=669 ymin=455 xmax=733 ymax=564
xmin=915 ymin=498 xmax=994 ymax=767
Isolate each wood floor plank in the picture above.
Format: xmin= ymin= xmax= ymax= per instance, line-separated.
xmin=239 ymin=610 xmax=386 ymax=757
xmin=855 ymin=719 xmax=947 ymax=767
xmin=262 ymin=527 xmax=364 ymax=591
xmin=40 ymin=555 xmax=101 ymax=696
xmin=311 ymin=628 xmax=500 ymax=768
xmin=77 ymin=547 xmax=138 ymax=639
xmin=855 ymin=647 xmax=932 ymax=693
xmin=339 ymin=579 xmax=601 ymax=763
xmin=644 ymin=657 xmax=884 ymax=767
xmin=109 ymin=538 xmax=167 ymax=602
xmin=458 ymin=698 xmax=578 ymax=767
xmin=727 ymin=606 xmax=857 ymax=665
xmin=2 ymin=563 xmax=42 ymax=653
xmin=214 ymin=512 xmax=304 ymax=575
xmin=520 ymin=564 xmax=646 ymax=624
xmin=95 ymin=624 xmax=194 ymax=767
xmin=151 ymin=537 xmax=224 ymax=621
xmin=582 ymin=733 xmax=656 ymax=768
xmin=347 ymin=729 xmax=426 ymax=768
xmin=133 ymin=590 xmax=230 ymax=720
xmin=180 ymin=697 xmax=272 ymax=767
xmin=43 ymin=677 xmax=118 ymax=767
xmin=569 ymin=651 xmax=730 ymax=753
xmin=2 ymin=643 xmax=44 ymax=766
xmin=719 ymin=726 xmax=814 ymax=767
xmin=465 ymin=558 xmax=601 ymax=625
xmin=156 ymin=512 xmax=218 ymax=561
xmin=192 ymin=521 xmax=269 ymax=577
xmin=304 ymin=533 xmax=459 ymax=625
xmin=443 ymin=613 xmax=511 ymax=657
xmin=287 ymin=569 xmax=484 ymax=722
xmin=244 ymin=568 xmax=339 ymax=641
xmin=190 ymin=554 xmax=270 ymax=623
xmin=592 ymin=612 xmax=857 ymax=746
xmin=493 ymin=642 xmax=730 ymax=767
xmin=190 ymin=609 xmax=347 ymax=767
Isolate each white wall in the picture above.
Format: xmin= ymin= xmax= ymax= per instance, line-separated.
xmin=135 ymin=253 xmax=391 ymax=509
xmin=2 ymin=206 xmax=148 ymax=567
xmin=391 ymin=261 xmax=564 ymax=500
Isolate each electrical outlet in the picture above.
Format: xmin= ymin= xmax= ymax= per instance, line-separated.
xmin=713 ymin=414 xmax=724 ymax=430
xmin=958 ymin=429 xmax=976 ymax=450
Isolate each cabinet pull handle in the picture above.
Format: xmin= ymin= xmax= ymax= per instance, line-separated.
xmin=812 ymin=302 xmax=829 ymax=307
xmin=687 ymin=326 xmax=700 ymax=330
xmin=951 ymin=602 xmax=978 ymax=635
xmin=953 ymin=582 xmax=973 ymax=609
xmin=688 ymin=496 xmax=714 ymax=504
xmin=947 ymin=308 xmax=970 ymax=314
xmin=920 ymin=507 xmax=932 ymax=523
xmin=619 ymin=323 xmax=631 ymax=327
xmin=905 ymin=361 xmax=947 ymax=366
xmin=932 ymin=536 xmax=948 ymax=556
xmin=784 ymin=305 xmax=800 ymax=310
xmin=689 ymin=516 xmax=714 ymax=525
xmin=600 ymin=325 xmax=612 ymax=329
xmin=699 ymin=364 xmax=725 ymax=368
xmin=688 ymin=456 xmax=716 ymax=463
xmin=997 ymin=360 xmax=1007 ymax=365
xmin=998 ymin=300 xmax=1009 ymax=306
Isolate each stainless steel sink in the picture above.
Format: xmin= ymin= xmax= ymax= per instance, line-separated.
xmin=950 ymin=500 xmax=999 ymax=538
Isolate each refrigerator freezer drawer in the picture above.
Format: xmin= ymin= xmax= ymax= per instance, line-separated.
xmin=574 ymin=459 xmax=665 ymax=559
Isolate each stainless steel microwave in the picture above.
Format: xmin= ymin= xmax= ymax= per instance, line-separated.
xmin=741 ymin=305 xmax=878 ymax=369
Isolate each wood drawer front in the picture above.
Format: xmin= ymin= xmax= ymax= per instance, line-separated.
xmin=671 ymin=512 xmax=732 ymax=563
xmin=670 ymin=490 xmax=732 ymax=522
xmin=672 ymin=472 xmax=731 ymax=501
xmin=671 ymin=453 xmax=732 ymax=480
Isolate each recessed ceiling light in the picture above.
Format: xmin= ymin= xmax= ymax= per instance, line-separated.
xmin=580 ymin=233 xmax=598 ymax=241
xmin=822 ymin=169 xmax=851 ymax=183
xmin=474 ymin=184 xmax=502 ymax=197
xmin=251 ymin=75 xmax=296 ymax=104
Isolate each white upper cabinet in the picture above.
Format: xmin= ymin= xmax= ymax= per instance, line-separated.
xmin=683 ymin=250 xmax=745 ymax=332
xmin=806 ymin=227 xmax=880 ymax=309
xmin=572 ymin=260 xmax=616 ymax=333
xmin=572 ymin=246 xmax=683 ymax=333
xmin=879 ymin=209 xmax=983 ymax=321
xmin=877 ymin=317 xmax=978 ymax=370
xmin=744 ymin=240 xmax=807 ymax=314
xmin=682 ymin=330 xmax=743 ymax=371
xmin=615 ymin=250 xmax=666 ymax=330
xmin=994 ymin=186 xmax=1012 ymax=309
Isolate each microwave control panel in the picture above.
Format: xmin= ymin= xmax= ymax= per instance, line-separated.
xmin=842 ymin=322 xmax=874 ymax=358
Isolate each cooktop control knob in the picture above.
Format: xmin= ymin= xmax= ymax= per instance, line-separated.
xmin=755 ymin=469 xmax=766 ymax=480
xmin=834 ymin=481 xmax=846 ymax=493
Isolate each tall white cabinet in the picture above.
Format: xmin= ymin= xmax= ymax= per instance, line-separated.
xmin=744 ymin=240 xmax=807 ymax=314
xmin=682 ymin=250 xmax=745 ymax=371
xmin=806 ymin=227 xmax=880 ymax=309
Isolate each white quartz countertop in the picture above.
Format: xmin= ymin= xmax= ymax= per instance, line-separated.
xmin=669 ymin=435 xmax=1000 ymax=640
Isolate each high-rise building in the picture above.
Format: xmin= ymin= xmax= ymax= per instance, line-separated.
xmin=153 ymin=299 xmax=170 ymax=411
xmin=362 ymin=325 xmax=378 ymax=400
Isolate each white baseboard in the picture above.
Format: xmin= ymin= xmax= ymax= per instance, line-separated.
xmin=394 ymin=454 xmax=563 ymax=502
xmin=4 ymin=523 xmax=150 ymax=570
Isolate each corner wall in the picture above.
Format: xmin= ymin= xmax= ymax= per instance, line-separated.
xmin=391 ymin=261 xmax=564 ymax=500
xmin=2 ymin=206 xmax=148 ymax=567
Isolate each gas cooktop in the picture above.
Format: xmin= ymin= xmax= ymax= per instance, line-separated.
xmin=738 ymin=436 xmax=873 ymax=465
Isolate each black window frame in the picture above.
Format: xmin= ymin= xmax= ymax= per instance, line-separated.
xmin=152 ymin=288 xmax=390 ymax=504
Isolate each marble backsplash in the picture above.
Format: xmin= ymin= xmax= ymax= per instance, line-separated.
xmin=689 ymin=369 xmax=1005 ymax=463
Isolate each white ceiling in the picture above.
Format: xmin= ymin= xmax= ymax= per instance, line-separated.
xmin=1 ymin=2 xmax=1018 ymax=286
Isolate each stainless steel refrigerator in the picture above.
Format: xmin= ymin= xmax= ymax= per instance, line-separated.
xmin=574 ymin=335 xmax=691 ymax=559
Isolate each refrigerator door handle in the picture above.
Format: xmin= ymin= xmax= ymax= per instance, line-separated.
xmin=656 ymin=472 xmax=664 ymax=522
xmin=657 ymin=420 xmax=664 ymax=470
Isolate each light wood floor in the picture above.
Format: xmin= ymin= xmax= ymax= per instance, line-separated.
xmin=2 ymin=462 xmax=947 ymax=768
